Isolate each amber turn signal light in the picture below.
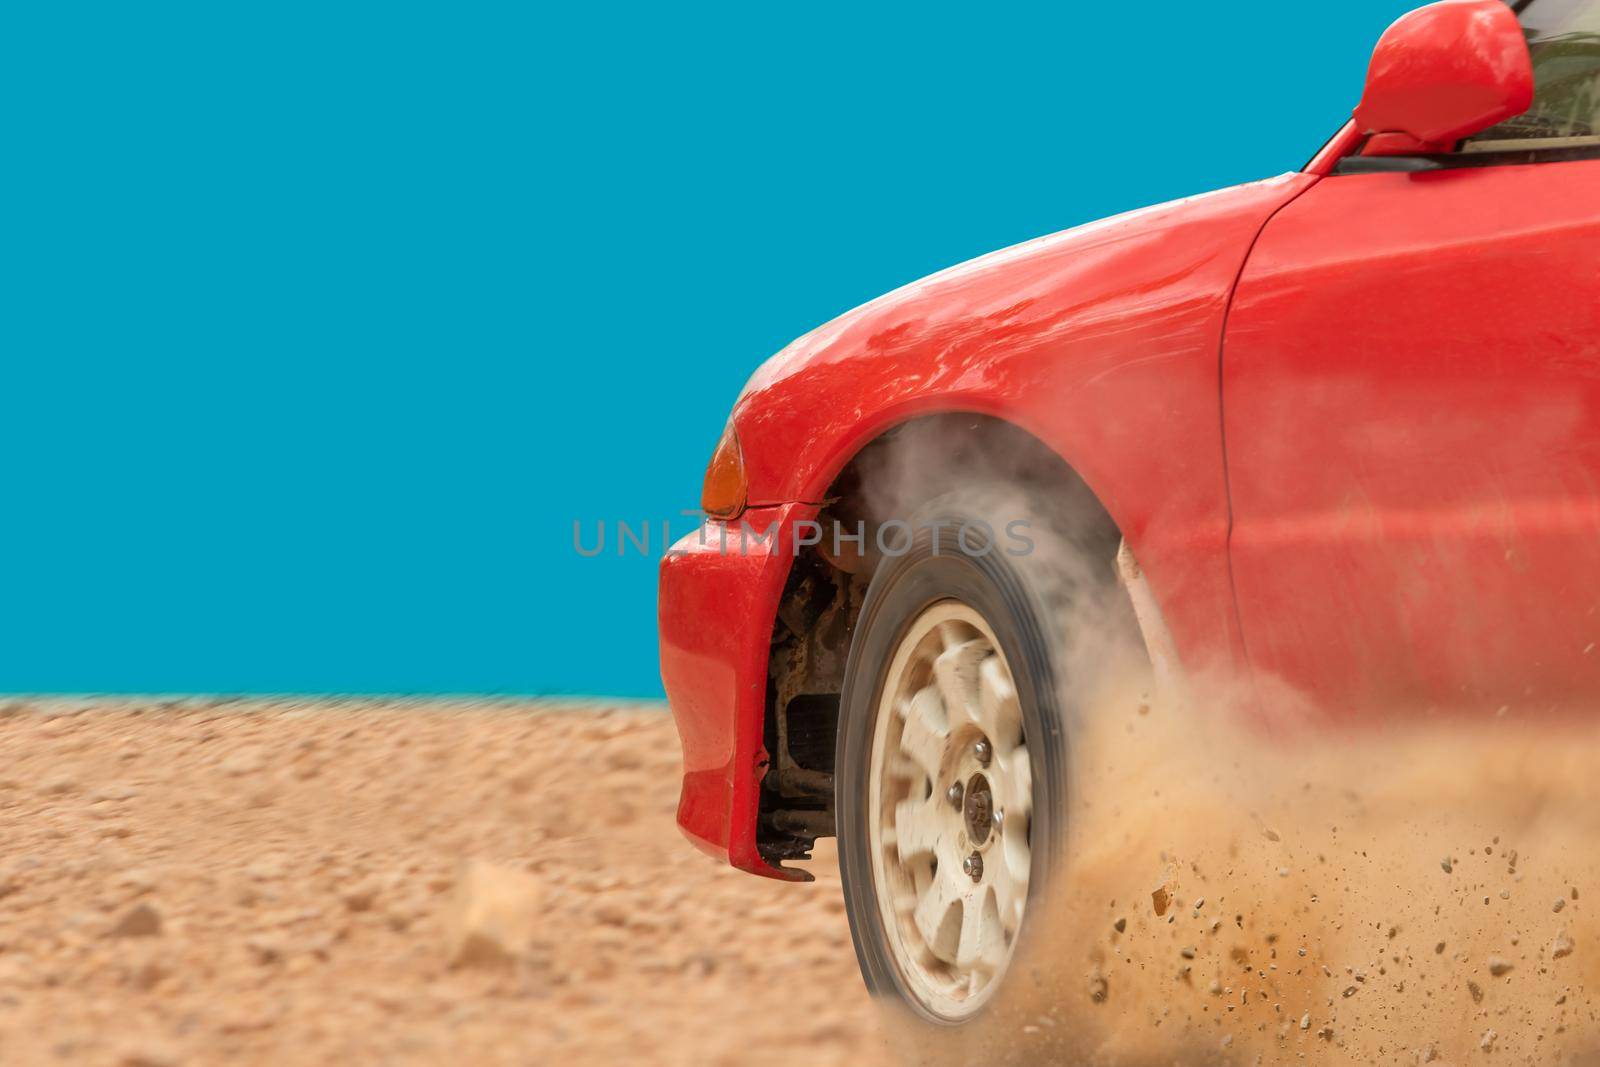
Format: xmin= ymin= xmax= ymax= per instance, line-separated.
xmin=701 ymin=424 xmax=748 ymax=519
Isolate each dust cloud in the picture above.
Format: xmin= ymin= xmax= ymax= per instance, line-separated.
xmin=884 ymin=663 xmax=1600 ymax=1065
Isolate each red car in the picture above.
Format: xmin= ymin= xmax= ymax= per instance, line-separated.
xmin=659 ymin=0 xmax=1600 ymax=1024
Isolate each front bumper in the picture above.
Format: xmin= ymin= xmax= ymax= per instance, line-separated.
xmin=658 ymin=503 xmax=816 ymax=881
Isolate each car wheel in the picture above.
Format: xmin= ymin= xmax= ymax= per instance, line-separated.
xmin=835 ymin=505 xmax=1068 ymax=1024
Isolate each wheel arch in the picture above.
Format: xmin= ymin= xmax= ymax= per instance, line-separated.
xmin=754 ymin=410 xmax=1132 ymax=869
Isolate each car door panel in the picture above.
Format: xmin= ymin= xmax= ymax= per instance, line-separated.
xmin=1222 ymin=160 xmax=1600 ymax=715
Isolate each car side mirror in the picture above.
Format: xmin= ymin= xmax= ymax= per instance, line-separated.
xmin=1354 ymin=0 xmax=1533 ymax=153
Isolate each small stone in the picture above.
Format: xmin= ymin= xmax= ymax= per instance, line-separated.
xmin=1088 ymin=971 xmax=1109 ymax=1003
xmin=1299 ymin=1012 xmax=1311 ymax=1031
xmin=116 ymin=869 xmax=156 ymax=896
xmin=1480 ymin=1029 xmax=1497 ymax=1051
xmin=343 ymin=883 xmax=378 ymax=913
xmin=117 ymin=1042 xmax=178 ymax=1067
xmin=1467 ymin=979 xmax=1483 ymax=1003
xmin=1555 ymin=898 xmax=1567 ymax=913
xmin=107 ymin=903 xmax=162 ymax=938
xmin=1552 ymin=931 xmax=1576 ymax=959
xmin=243 ymin=859 xmax=285 ymax=882
xmin=1113 ymin=917 xmax=1126 ymax=934
xmin=40 ymin=774 xmax=77 ymax=797
xmin=1441 ymin=857 xmax=1453 ymax=874
xmin=1488 ymin=956 xmax=1514 ymax=977
xmin=445 ymin=860 xmax=542 ymax=967
xmin=245 ymin=935 xmax=284 ymax=965
xmin=1151 ymin=885 xmax=1171 ymax=917
xmin=220 ymin=748 xmax=265 ymax=776
xmin=128 ymin=959 xmax=166 ymax=991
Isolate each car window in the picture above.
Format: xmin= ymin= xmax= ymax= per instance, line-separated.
xmin=1462 ymin=0 xmax=1600 ymax=151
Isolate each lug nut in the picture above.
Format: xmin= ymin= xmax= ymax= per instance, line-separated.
xmin=962 ymin=851 xmax=984 ymax=882
xmin=992 ymin=807 xmax=1005 ymax=832
xmin=945 ymin=782 xmax=964 ymax=809
xmin=974 ymin=738 xmax=992 ymax=766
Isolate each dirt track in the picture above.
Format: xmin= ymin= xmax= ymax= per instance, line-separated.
xmin=0 ymin=700 xmax=889 ymax=1067
xmin=13 ymin=694 xmax=1600 ymax=1066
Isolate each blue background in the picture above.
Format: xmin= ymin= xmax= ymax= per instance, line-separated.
xmin=3 ymin=2 xmax=1413 ymax=697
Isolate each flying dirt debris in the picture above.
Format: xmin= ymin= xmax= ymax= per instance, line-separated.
xmin=869 ymin=667 xmax=1600 ymax=1066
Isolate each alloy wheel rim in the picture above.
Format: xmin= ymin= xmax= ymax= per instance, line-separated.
xmin=867 ymin=599 xmax=1033 ymax=1021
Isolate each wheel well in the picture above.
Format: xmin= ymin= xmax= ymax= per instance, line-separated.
xmin=755 ymin=413 xmax=1123 ymax=869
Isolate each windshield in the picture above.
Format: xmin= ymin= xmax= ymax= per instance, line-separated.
xmin=1464 ymin=0 xmax=1600 ymax=150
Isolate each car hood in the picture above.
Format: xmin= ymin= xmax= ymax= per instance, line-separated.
xmin=727 ymin=172 xmax=1316 ymax=506
xmin=737 ymin=181 xmax=1286 ymax=404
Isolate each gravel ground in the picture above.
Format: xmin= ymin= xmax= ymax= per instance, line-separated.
xmin=11 ymin=693 xmax=1596 ymax=1066
xmin=0 ymin=700 xmax=890 ymax=1067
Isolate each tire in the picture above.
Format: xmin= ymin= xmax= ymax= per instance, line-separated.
xmin=835 ymin=500 xmax=1071 ymax=1024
